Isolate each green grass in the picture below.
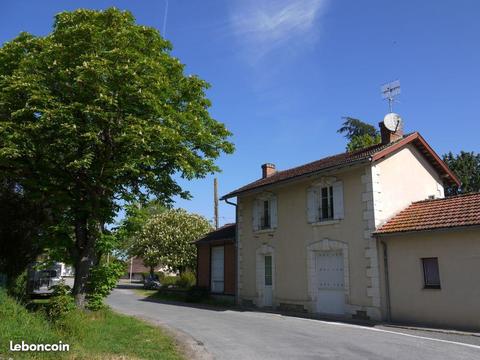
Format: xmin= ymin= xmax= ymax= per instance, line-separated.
xmin=136 ymin=289 xmax=235 ymax=308
xmin=0 ymin=289 xmax=183 ymax=360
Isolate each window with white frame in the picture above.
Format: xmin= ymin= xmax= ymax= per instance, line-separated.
xmin=307 ymin=180 xmax=344 ymax=223
xmin=252 ymin=194 xmax=277 ymax=231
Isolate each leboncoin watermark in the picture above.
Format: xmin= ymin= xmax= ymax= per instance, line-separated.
xmin=9 ymin=340 xmax=69 ymax=352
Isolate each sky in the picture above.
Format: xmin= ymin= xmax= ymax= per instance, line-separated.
xmin=1 ymin=0 xmax=479 ymax=226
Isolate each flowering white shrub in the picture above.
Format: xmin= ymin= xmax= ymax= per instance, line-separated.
xmin=134 ymin=209 xmax=212 ymax=273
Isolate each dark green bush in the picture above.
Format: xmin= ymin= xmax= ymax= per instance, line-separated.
xmin=156 ymin=271 xmax=166 ymax=282
xmin=161 ymin=275 xmax=177 ymax=288
xmin=87 ymin=260 xmax=125 ymax=310
xmin=7 ymin=270 xmax=28 ymax=303
xmin=46 ymin=283 xmax=75 ymax=321
xmin=176 ymin=271 xmax=196 ymax=289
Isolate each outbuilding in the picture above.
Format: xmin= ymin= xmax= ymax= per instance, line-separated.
xmin=375 ymin=192 xmax=480 ymax=330
xmin=195 ymin=224 xmax=236 ymax=298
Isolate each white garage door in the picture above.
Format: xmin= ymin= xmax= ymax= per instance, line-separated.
xmin=316 ymin=250 xmax=345 ymax=315
xmin=211 ymin=246 xmax=224 ymax=293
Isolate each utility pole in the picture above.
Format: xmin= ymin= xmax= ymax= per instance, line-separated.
xmin=129 ymin=257 xmax=133 ymax=283
xmin=214 ymin=178 xmax=219 ymax=229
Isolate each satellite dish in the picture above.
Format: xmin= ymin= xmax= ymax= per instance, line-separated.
xmin=383 ymin=113 xmax=402 ymax=132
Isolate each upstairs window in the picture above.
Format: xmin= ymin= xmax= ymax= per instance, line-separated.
xmin=252 ymin=194 xmax=277 ymax=231
xmin=261 ymin=200 xmax=271 ymax=229
xmin=422 ymin=257 xmax=441 ymax=289
xmin=320 ymin=186 xmax=334 ymax=220
xmin=307 ymin=180 xmax=344 ymax=223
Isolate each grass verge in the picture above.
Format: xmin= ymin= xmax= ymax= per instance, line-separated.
xmin=0 ymin=289 xmax=182 ymax=359
xmin=135 ymin=288 xmax=235 ymax=308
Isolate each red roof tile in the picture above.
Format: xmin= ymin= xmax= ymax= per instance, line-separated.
xmin=375 ymin=192 xmax=480 ymax=234
xmin=221 ymin=133 xmax=460 ymax=199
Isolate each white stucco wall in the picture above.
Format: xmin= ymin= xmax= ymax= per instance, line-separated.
xmin=375 ymin=144 xmax=445 ymax=226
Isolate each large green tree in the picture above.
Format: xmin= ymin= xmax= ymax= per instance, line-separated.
xmin=133 ymin=209 xmax=213 ymax=274
xmin=337 ymin=117 xmax=381 ymax=152
xmin=0 ymin=8 xmax=233 ymax=307
xmin=115 ymin=199 xmax=166 ymax=255
xmin=442 ymin=151 xmax=480 ymax=196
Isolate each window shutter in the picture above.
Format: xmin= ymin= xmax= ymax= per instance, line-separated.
xmin=333 ymin=180 xmax=344 ymax=220
xmin=270 ymin=196 xmax=278 ymax=229
xmin=252 ymin=199 xmax=260 ymax=231
xmin=307 ymin=187 xmax=318 ymax=223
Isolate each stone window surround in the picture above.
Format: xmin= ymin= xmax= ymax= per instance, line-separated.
xmin=306 ymin=238 xmax=350 ymax=310
xmin=253 ymin=192 xmax=277 ymax=233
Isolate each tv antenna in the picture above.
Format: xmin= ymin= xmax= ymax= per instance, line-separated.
xmin=381 ymin=80 xmax=401 ymax=113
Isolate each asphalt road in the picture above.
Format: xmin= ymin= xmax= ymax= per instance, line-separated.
xmin=107 ymin=288 xmax=480 ymax=360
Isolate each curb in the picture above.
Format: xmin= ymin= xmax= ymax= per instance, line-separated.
xmin=379 ymin=324 xmax=480 ymax=338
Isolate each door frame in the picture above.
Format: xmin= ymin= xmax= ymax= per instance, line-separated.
xmin=307 ymin=239 xmax=349 ymax=313
xmin=256 ymin=244 xmax=275 ymax=307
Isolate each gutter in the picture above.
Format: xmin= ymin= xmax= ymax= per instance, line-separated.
xmin=374 ymin=224 xmax=480 ymax=238
xmin=381 ymin=239 xmax=392 ymax=322
xmin=223 ymin=197 xmax=239 ymax=306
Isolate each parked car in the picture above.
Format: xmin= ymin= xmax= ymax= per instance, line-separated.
xmin=143 ymin=274 xmax=161 ymax=290
xmin=27 ymin=262 xmax=63 ymax=296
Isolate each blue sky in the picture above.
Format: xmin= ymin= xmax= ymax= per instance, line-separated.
xmin=2 ymin=0 xmax=479 ymax=225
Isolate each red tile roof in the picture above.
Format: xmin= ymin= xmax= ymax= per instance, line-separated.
xmin=375 ymin=192 xmax=480 ymax=234
xmin=221 ymin=133 xmax=460 ymax=199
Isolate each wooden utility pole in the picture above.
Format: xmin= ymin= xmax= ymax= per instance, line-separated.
xmin=214 ymin=178 xmax=219 ymax=229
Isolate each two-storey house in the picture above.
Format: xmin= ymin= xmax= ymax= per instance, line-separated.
xmin=220 ymin=120 xmax=460 ymax=321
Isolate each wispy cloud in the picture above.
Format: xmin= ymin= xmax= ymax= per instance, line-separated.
xmin=230 ymin=0 xmax=329 ymax=63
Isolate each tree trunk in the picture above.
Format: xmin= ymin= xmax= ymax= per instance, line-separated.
xmin=72 ymin=215 xmax=96 ymax=308
xmin=150 ymin=266 xmax=155 ymax=277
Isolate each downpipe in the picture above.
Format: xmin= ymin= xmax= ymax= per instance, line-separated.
xmin=223 ymin=198 xmax=239 ymax=306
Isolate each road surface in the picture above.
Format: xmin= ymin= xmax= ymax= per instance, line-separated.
xmin=107 ymin=287 xmax=480 ymax=360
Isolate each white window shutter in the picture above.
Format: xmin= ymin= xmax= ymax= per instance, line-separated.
xmin=307 ymin=187 xmax=318 ymax=223
xmin=270 ymin=196 xmax=278 ymax=229
xmin=252 ymin=199 xmax=260 ymax=231
xmin=333 ymin=180 xmax=344 ymax=220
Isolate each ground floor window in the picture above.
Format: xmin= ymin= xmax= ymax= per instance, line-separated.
xmin=422 ymin=257 xmax=441 ymax=289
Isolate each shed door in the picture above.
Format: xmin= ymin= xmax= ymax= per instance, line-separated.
xmin=211 ymin=246 xmax=224 ymax=293
xmin=316 ymin=250 xmax=345 ymax=315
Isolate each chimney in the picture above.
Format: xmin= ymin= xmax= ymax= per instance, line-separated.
xmin=261 ymin=163 xmax=276 ymax=178
xmin=379 ymin=121 xmax=404 ymax=144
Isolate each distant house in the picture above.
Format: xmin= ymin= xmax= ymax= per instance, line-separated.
xmin=195 ymin=224 xmax=236 ymax=298
xmin=217 ymin=117 xmax=480 ymax=330
xmin=126 ymin=257 xmax=169 ymax=281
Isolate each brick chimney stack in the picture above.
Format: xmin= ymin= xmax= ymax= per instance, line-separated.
xmin=379 ymin=121 xmax=404 ymax=144
xmin=261 ymin=163 xmax=276 ymax=178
